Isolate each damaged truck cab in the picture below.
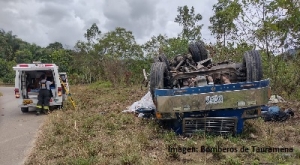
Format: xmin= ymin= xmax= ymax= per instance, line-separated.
xmin=149 ymin=42 xmax=271 ymax=135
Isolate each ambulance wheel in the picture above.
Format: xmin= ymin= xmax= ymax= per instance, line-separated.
xmin=49 ymin=106 xmax=55 ymax=111
xmin=21 ymin=107 xmax=29 ymax=113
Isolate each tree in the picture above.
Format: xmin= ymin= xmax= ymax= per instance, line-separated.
xmin=209 ymin=0 xmax=242 ymax=46
xmin=46 ymin=42 xmax=63 ymax=50
xmin=267 ymin=0 xmax=300 ymax=49
xmin=142 ymin=35 xmax=189 ymax=59
xmin=15 ymin=49 xmax=33 ymax=63
xmin=141 ymin=34 xmax=168 ymax=58
xmin=0 ymin=59 xmax=16 ymax=83
xmin=75 ymin=23 xmax=102 ymax=54
xmin=29 ymin=44 xmax=44 ymax=62
xmin=161 ymin=37 xmax=189 ymax=58
xmin=50 ymin=49 xmax=73 ymax=72
xmin=174 ymin=5 xmax=203 ymax=41
xmin=96 ymin=27 xmax=143 ymax=59
xmin=0 ymin=30 xmax=20 ymax=61
xmin=84 ymin=23 xmax=102 ymax=44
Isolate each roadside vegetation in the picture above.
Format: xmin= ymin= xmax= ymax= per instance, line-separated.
xmin=1 ymin=0 xmax=300 ymax=164
xmin=25 ymin=83 xmax=300 ymax=165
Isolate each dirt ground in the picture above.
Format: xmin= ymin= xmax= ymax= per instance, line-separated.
xmin=24 ymin=82 xmax=300 ymax=165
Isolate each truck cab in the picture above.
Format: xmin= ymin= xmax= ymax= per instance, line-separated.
xmin=13 ymin=61 xmax=65 ymax=113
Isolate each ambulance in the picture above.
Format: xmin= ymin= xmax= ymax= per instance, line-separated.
xmin=13 ymin=61 xmax=69 ymax=113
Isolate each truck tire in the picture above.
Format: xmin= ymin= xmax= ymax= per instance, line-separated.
xmin=158 ymin=54 xmax=170 ymax=70
xmin=243 ymin=50 xmax=263 ymax=82
xmin=21 ymin=107 xmax=29 ymax=113
xmin=153 ymin=56 xmax=160 ymax=63
xmin=195 ymin=41 xmax=208 ymax=61
xmin=188 ymin=41 xmax=208 ymax=62
xmin=150 ymin=62 xmax=168 ymax=100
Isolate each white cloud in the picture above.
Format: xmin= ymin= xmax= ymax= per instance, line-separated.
xmin=0 ymin=0 xmax=218 ymax=47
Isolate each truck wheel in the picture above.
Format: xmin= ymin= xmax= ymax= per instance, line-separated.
xmin=150 ymin=62 xmax=168 ymax=100
xmin=195 ymin=41 xmax=208 ymax=61
xmin=158 ymin=54 xmax=170 ymax=70
xmin=243 ymin=50 xmax=263 ymax=82
xmin=21 ymin=107 xmax=29 ymax=113
xmin=153 ymin=56 xmax=160 ymax=62
xmin=188 ymin=41 xmax=208 ymax=62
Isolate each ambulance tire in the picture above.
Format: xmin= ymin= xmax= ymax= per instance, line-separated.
xmin=49 ymin=106 xmax=55 ymax=111
xmin=21 ymin=107 xmax=29 ymax=113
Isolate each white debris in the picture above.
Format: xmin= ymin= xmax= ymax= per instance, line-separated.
xmin=268 ymin=95 xmax=286 ymax=104
xmin=138 ymin=113 xmax=145 ymax=118
xmin=122 ymin=91 xmax=156 ymax=113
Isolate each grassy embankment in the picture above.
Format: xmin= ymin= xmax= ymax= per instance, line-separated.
xmin=25 ymin=81 xmax=300 ymax=165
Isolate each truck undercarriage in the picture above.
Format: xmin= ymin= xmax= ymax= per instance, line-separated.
xmin=150 ymin=41 xmax=263 ymax=98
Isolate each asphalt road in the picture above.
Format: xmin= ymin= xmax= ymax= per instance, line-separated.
xmin=0 ymin=87 xmax=45 ymax=165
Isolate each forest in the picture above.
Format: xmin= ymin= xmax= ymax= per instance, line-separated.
xmin=0 ymin=0 xmax=299 ymax=99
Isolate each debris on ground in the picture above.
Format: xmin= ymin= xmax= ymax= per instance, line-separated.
xmin=262 ymin=95 xmax=296 ymax=122
xmin=268 ymin=95 xmax=286 ymax=104
xmin=261 ymin=105 xmax=294 ymax=122
xmin=249 ymin=133 xmax=258 ymax=139
xmin=122 ymin=91 xmax=156 ymax=116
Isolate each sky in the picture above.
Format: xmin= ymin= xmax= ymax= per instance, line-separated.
xmin=0 ymin=0 xmax=218 ymax=48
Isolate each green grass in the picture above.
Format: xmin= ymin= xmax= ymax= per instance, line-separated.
xmin=24 ymin=84 xmax=300 ymax=165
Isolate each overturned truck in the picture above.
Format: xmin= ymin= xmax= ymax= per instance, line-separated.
xmin=148 ymin=41 xmax=271 ymax=136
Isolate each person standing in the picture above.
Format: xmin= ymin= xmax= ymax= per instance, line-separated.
xmin=36 ymin=74 xmax=52 ymax=115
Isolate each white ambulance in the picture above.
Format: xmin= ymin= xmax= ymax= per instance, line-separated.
xmin=13 ymin=61 xmax=69 ymax=113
